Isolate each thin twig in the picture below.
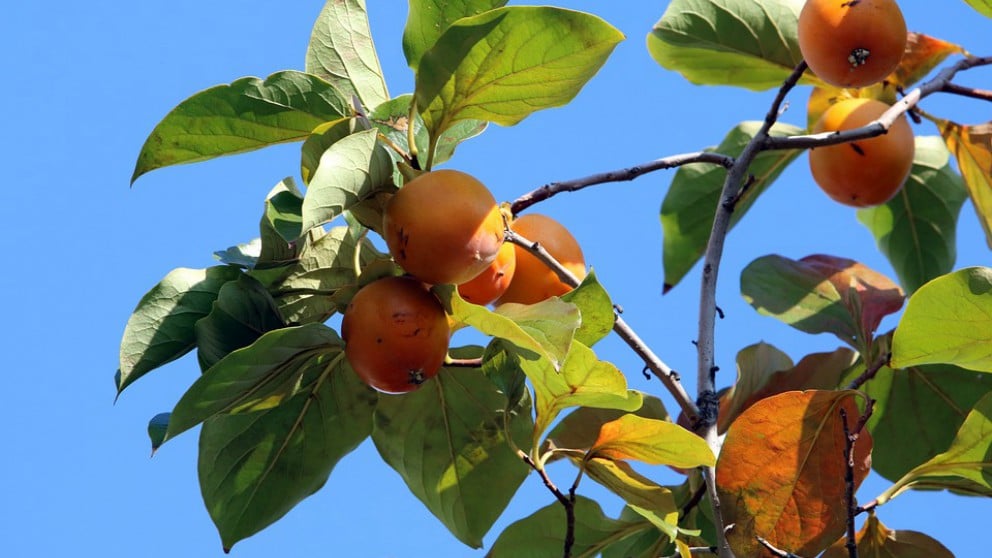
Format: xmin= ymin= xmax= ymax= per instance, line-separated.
xmin=840 ymin=409 xmax=859 ymax=558
xmin=519 ymin=450 xmax=575 ymax=558
xmin=941 ymin=82 xmax=992 ymax=103
xmin=846 ymin=353 xmax=890 ymax=391
xmin=756 ymin=536 xmax=806 ymax=558
xmin=445 ymin=357 xmax=483 ymax=368
xmin=504 ymin=231 xmax=699 ymax=422
xmin=662 ymin=547 xmax=719 ymax=558
xmin=510 ymin=152 xmax=734 ymax=215
xmin=680 ymin=482 xmax=708 ymax=520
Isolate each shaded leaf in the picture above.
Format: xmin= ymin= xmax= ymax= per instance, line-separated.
xmin=647 ymin=0 xmax=809 ymax=91
xmin=194 ymin=275 xmax=287 ymax=371
xmin=132 ymin=71 xmax=349 ymax=183
xmin=661 ymin=121 xmax=803 ymax=291
xmin=561 ymin=270 xmax=615 ymax=346
xmin=403 ymin=0 xmax=507 ymax=71
xmin=372 ymin=358 xmax=532 ymax=548
xmin=939 ymin=119 xmax=992 ymax=248
xmin=257 ymin=178 xmax=305 ymax=267
xmin=305 ymin=0 xmax=388 ymax=108
xmin=822 ymin=513 xmax=954 ymax=558
xmin=741 ymin=254 xmax=904 ymax=351
xmin=300 ymin=128 xmax=394 ymax=233
xmin=118 ymin=266 xmax=243 ymax=393
xmin=590 ymin=414 xmax=715 ymax=469
xmin=717 ymin=390 xmax=873 ymax=557
xmin=891 ymin=267 xmax=992 ymax=372
xmin=148 ymin=413 xmax=170 ymax=456
xmin=300 ymin=118 xmax=356 ymax=186
xmin=170 ymin=325 xmax=341 ymax=441
xmin=199 ymin=362 xmax=376 ymax=551
xmin=858 ymin=137 xmax=968 ymax=294
xmin=584 ymin=458 xmax=680 ymax=540
xmin=888 ymin=33 xmax=966 ymax=89
xmin=415 ymin=7 xmax=623 ymax=139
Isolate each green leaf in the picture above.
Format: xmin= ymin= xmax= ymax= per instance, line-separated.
xmin=590 ymin=415 xmax=715 ymax=469
xmin=170 ymin=324 xmax=341 ymax=441
xmin=891 ymin=267 xmax=992 ymax=372
xmin=487 ymin=496 xmax=646 ymax=558
xmin=257 ymin=179 xmax=305 ymax=268
xmin=740 ymin=254 xmax=904 ymax=351
xmin=561 ymin=270 xmax=615 ymax=346
xmin=300 ymin=128 xmax=395 ymax=233
xmin=300 ymin=119 xmax=356 ymax=186
xmin=118 ymin=266 xmax=243 ymax=393
xmin=647 ymin=0 xmax=807 ymax=91
xmin=583 ymin=458 xmax=680 ymax=540
xmin=404 ymin=0 xmax=507 ymax=71
xmin=148 ymin=413 xmax=170 ymax=455
xmin=132 ymin=71 xmax=349 ymax=183
xmin=415 ymin=7 xmax=623 ymax=139
xmin=194 ymin=275 xmax=286 ymax=371
xmin=858 ymin=137 xmax=968 ymax=295
xmin=964 ymin=0 xmax=992 ymax=18
xmin=661 ymin=121 xmax=803 ymax=291
xmin=199 ymin=361 xmax=375 ymax=551
xmin=372 ymin=358 xmax=532 ymax=548
xmin=881 ymin=391 xmax=992 ymax=503
xmin=305 ymin=0 xmax=389 ymax=109
xmin=214 ymin=239 xmax=261 ymax=268
xmin=549 ymin=394 xmax=669 ymax=456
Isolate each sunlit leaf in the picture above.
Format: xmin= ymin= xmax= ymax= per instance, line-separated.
xmin=647 ymin=0 xmax=810 ymax=91
xmin=199 ymin=362 xmax=376 ymax=551
xmin=300 ymin=119 xmax=356 ymax=185
xmin=118 ymin=266 xmax=243 ymax=393
xmin=305 ymin=0 xmax=389 ymax=108
xmin=661 ymin=121 xmax=803 ymax=292
xmin=549 ymin=394 xmax=669 ymax=455
xmin=561 ymin=270 xmax=615 ymax=346
xmin=858 ymin=136 xmax=968 ymax=294
xmin=590 ymin=414 xmax=715 ymax=469
xmin=584 ymin=458 xmax=680 ymax=540
xmin=403 ymin=0 xmax=507 ymax=71
xmin=132 ymin=71 xmax=349 ymax=183
xmin=741 ymin=254 xmax=904 ymax=351
xmin=939 ymin=119 xmax=992 ymax=248
xmin=372 ymin=358 xmax=532 ymax=548
xmin=891 ymin=267 xmax=992 ymax=372
xmin=194 ymin=275 xmax=286 ymax=371
xmin=717 ymin=390 xmax=873 ymax=557
xmin=415 ymin=7 xmax=622 ymax=140
xmin=888 ymin=33 xmax=966 ymax=89
xmin=821 ymin=513 xmax=954 ymax=558
xmin=963 ymin=0 xmax=992 ymax=18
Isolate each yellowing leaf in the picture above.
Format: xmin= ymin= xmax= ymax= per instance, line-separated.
xmin=590 ymin=415 xmax=715 ymax=469
xmin=717 ymin=390 xmax=873 ymax=557
xmin=821 ymin=514 xmax=954 ymax=558
xmin=584 ymin=457 xmax=680 ymax=540
xmin=939 ymin=119 xmax=992 ymax=248
xmin=888 ymin=33 xmax=965 ymax=89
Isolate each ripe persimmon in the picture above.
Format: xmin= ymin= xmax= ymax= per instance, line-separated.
xmin=341 ymin=276 xmax=450 ymax=394
xmin=383 ymin=169 xmax=505 ymax=286
xmin=808 ymin=97 xmax=914 ymax=207
xmin=798 ymin=0 xmax=907 ymax=88
xmin=496 ymin=213 xmax=586 ymax=306
xmin=457 ymin=240 xmax=516 ymax=306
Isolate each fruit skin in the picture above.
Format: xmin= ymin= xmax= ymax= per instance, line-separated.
xmin=809 ymin=97 xmax=914 ymax=207
xmin=382 ymin=169 xmax=505 ymax=286
xmin=341 ymin=276 xmax=450 ymax=394
xmin=496 ymin=213 xmax=586 ymax=306
xmin=457 ymin=240 xmax=516 ymax=306
xmin=798 ymin=0 xmax=907 ymax=88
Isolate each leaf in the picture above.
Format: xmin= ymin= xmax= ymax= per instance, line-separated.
xmin=590 ymin=415 xmax=715 ymax=469
xmin=647 ymin=0 xmax=809 ymax=91
xmin=170 ymin=324 xmax=341 ymax=441
xmin=858 ymin=136 xmax=969 ymax=295
xmin=194 ymin=275 xmax=286 ymax=371
xmin=661 ymin=121 xmax=804 ymax=291
xmin=300 ymin=118 xmax=356 ymax=186
xmin=487 ymin=496 xmax=645 ymax=558
xmin=881 ymin=391 xmax=992 ymax=503
xmin=118 ymin=266 xmax=243 ymax=393
xmin=403 ymin=0 xmax=507 ymax=71
xmin=891 ymin=267 xmax=992 ymax=372
xmin=549 ymin=394 xmax=669 ymax=456
xmin=887 ymin=33 xmax=966 ymax=90
xmin=148 ymin=413 xmax=170 ymax=456
xmin=199 ymin=362 xmax=376 ymax=551
xmin=257 ymin=178 xmax=305 ymax=267
xmin=131 ymin=71 xmax=349 ymax=183
xmin=561 ymin=270 xmax=615 ymax=346
xmin=741 ymin=254 xmax=904 ymax=351
xmin=372 ymin=360 xmax=532 ymax=548
xmin=583 ymin=458 xmax=680 ymax=540
xmin=822 ymin=514 xmax=954 ymax=558
xmin=939 ymin=119 xmax=992 ymax=248
xmin=300 ymin=128 xmax=395 ymax=233
xmin=305 ymin=0 xmax=389 ymax=109
xmin=214 ymin=239 xmax=261 ymax=268
xmin=415 ymin=6 xmax=623 ymax=139
xmin=717 ymin=390 xmax=873 ymax=557
xmin=963 ymin=0 xmax=992 ymax=18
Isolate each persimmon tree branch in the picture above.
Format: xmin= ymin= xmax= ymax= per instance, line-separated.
xmin=504 ymin=230 xmax=700 ymax=422
xmin=519 ymin=450 xmax=576 ymax=558
xmin=940 ymin=82 xmax=992 ymax=103
xmin=756 ymin=536 xmax=806 ymax=558
xmin=510 ymin=152 xmax=734 ymax=215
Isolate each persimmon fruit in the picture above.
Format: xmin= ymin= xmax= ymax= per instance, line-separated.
xmin=457 ymin=240 xmax=516 ymax=306
xmin=808 ymin=97 xmax=914 ymax=207
xmin=496 ymin=213 xmax=586 ymax=306
xmin=341 ymin=276 xmax=450 ymax=394
xmin=798 ymin=0 xmax=907 ymax=88
xmin=382 ymin=169 xmax=505 ymax=286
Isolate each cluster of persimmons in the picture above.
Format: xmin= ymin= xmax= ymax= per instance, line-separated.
xmin=342 ymin=169 xmax=586 ymax=393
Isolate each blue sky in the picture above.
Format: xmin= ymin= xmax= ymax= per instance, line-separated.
xmin=3 ymin=1 xmax=991 ymax=556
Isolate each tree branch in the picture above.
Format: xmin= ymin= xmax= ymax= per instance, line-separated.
xmin=846 ymin=352 xmax=890 ymax=391
xmin=519 ymin=450 xmax=575 ymax=558
xmin=840 ymin=409 xmax=860 ymax=558
xmin=510 ymin=152 xmax=734 ymax=215
xmin=756 ymin=536 xmax=807 ymax=558
xmin=941 ymin=82 xmax=992 ymax=103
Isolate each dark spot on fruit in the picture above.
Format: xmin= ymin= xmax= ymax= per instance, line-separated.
xmin=849 ymin=142 xmax=866 ymax=156
xmin=376 ymin=337 xmax=383 ymax=344
xmin=409 ymin=369 xmax=426 ymax=385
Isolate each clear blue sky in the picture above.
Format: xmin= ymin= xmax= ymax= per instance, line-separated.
xmin=3 ymin=1 xmax=990 ymax=556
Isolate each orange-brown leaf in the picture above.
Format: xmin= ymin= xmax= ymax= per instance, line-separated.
xmin=888 ymin=33 xmax=966 ymax=89
xmin=821 ymin=513 xmax=954 ymax=558
xmin=939 ymin=119 xmax=992 ymax=248
xmin=716 ymin=390 xmax=873 ymax=557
